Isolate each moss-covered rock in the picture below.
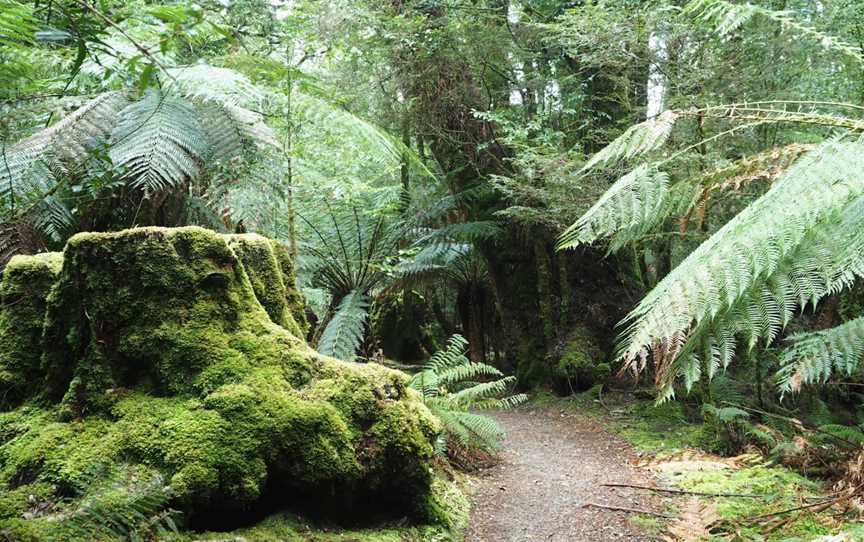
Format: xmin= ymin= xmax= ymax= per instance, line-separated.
xmin=0 ymin=253 xmax=62 ymax=408
xmin=0 ymin=227 xmax=440 ymax=538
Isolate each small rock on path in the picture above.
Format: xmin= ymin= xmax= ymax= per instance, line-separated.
xmin=464 ymin=407 xmax=662 ymax=542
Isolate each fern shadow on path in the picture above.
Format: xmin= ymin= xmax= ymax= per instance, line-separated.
xmin=465 ymin=406 xmax=661 ymax=542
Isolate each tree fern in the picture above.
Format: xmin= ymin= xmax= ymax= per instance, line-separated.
xmin=610 ymin=138 xmax=864 ymax=395
xmin=683 ymin=0 xmax=864 ymax=64
xmin=0 ymin=0 xmax=34 ymax=48
xmin=778 ymin=317 xmax=864 ymax=393
xmin=316 ymin=289 xmax=369 ymax=361
xmin=109 ymin=90 xmax=208 ymax=193
xmin=168 ymin=64 xmax=264 ymax=108
xmin=1 ymin=92 xmax=129 ymax=209
xmin=557 ymin=165 xmax=672 ymax=251
xmin=580 ymin=110 xmax=679 ymax=173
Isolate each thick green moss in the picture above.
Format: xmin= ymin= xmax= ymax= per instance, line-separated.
xmin=552 ymin=326 xmax=608 ymax=394
xmin=0 ymin=227 xmax=440 ymax=538
xmin=270 ymin=239 xmax=309 ymax=337
xmin=0 ymin=253 xmax=62 ymax=408
xmin=224 ymin=234 xmax=305 ymax=338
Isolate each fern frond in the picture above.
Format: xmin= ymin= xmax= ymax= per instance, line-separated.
xmin=168 ymin=64 xmax=264 ymax=107
xmin=437 ymin=362 xmax=503 ymax=388
xmin=425 ymin=334 xmax=470 ymax=374
xmin=472 ymin=393 xmax=528 ymax=411
xmin=316 ymin=289 xmax=369 ymax=361
xmin=557 ymin=165 xmax=671 ymax=250
xmin=778 ymin=317 xmax=864 ymax=393
xmin=425 ymin=405 xmax=504 ymax=451
xmin=109 ymin=91 xmax=208 ymax=193
xmin=0 ymin=0 xmax=35 ymax=46
xmin=416 ymin=221 xmax=501 ymax=245
xmin=448 ymin=375 xmax=518 ymax=407
xmin=617 ymin=139 xmax=864 ymax=385
xmin=580 ymin=110 xmax=679 ymax=173
xmin=196 ymin=102 xmax=246 ymax=162
xmin=680 ymin=144 xmax=813 ymax=231
xmin=398 ymin=242 xmax=471 ymax=278
xmin=683 ymin=0 xmax=864 ymax=64
xmin=1 ymin=92 xmax=129 ymax=206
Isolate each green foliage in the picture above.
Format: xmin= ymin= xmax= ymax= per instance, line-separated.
xmin=317 ymin=289 xmax=369 ymax=361
xmin=557 ymin=165 xmax=672 ymax=252
xmin=409 ymin=335 xmax=526 ymax=453
xmin=683 ymin=0 xmax=864 ymax=63
xmin=778 ymin=317 xmax=864 ymax=393
xmin=109 ymin=91 xmax=209 ymax=193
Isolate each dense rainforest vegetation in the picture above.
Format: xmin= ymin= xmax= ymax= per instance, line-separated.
xmin=3 ymin=0 xmax=864 ymax=539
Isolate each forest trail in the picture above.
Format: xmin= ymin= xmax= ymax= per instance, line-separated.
xmin=465 ymin=406 xmax=661 ymax=542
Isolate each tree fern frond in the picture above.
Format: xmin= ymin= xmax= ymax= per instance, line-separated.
xmin=416 ymin=221 xmax=501 ymax=245
xmin=316 ymin=289 xmax=369 ymax=361
xmin=557 ymin=165 xmax=671 ymax=250
xmin=683 ymin=0 xmax=864 ymax=64
xmin=168 ymin=64 xmax=264 ymax=107
xmin=651 ymin=187 xmax=864 ymax=393
xmin=109 ymin=91 xmax=208 ymax=193
xmin=196 ymin=102 xmax=246 ymax=162
xmin=32 ymin=195 xmax=74 ymax=243
xmin=1 ymin=92 xmax=129 ymax=206
xmin=0 ymin=0 xmax=35 ymax=46
xmin=778 ymin=317 xmax=864 ymax=393
xmin=580 ymin=110 xmax=679 ymax=173
xmin=221 ymin=102 xmax=279 ymax=149
xmin=616 ymin=139 xmax=864 ymax=381
xmin=680 ymin=144 xmax=813 ymax=231
xmin=398 ymin=242 xmax=471 ymax=278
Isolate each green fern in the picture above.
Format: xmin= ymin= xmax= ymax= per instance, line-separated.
xmin=580 ymin=111 xmax=679 ymax=173
xmin=61 ymin=471 xmax=178 ymax=542
xmin=109 ymin=90 xmax=208 ymax=193
xmin=0 ymin=0 xmax=35 ymax=46
xmin=683 ymin=0 xmax=864 ymax=64
xmin=1 ymin=92 xmax=129 ymax=209
xmin=409 ymin=334 xmax=526 ymax=453
xmin=557 ymin=165 xmax=672 ymax=251
xmin=578 ymin=137 xmax=864 ymax=397
xmin=316 ymin=289 xmax=369 ymax=361
xmin=778 ymin=317 xmax=864 ymax=393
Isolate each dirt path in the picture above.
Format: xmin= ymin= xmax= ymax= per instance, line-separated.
xmin=464 ymin=407 xmax=662 ymax=542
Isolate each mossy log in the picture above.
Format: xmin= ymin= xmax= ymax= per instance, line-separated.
xmin=0 ymin=227 xmax=440 ymax=540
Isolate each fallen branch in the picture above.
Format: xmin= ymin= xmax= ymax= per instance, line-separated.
xmin=601 ymin=482 xmax=769 ymax=499
xmin=581 ymin=502 xmax=676 ymax=519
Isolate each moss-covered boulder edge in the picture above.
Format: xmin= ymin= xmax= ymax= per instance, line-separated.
xmin=0 ymin=227 xmax=443 ymax=540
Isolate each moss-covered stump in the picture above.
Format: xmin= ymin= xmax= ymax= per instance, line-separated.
xmin=0 ymin=253 xmax=62 ymax=408
xmin=550 ymin=326 xmax=609 ymax=394
xmin=224 ymin=234 xmax=307 ymax=339
xmin=0 ymin=227 xmax=440 ymax=541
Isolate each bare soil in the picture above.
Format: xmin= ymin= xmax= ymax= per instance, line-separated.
xmin=464 ymin=406 xmax=663 ymax=542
